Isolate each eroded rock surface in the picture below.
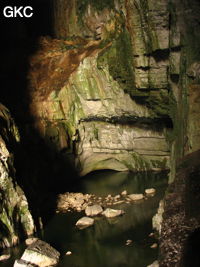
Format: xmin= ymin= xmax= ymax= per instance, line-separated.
xmin=127 ymin=194 xmax=144 ymax=201
xmin=85 ymin=204 xmax=103 ymax=216
xmin=15 ymin=239 xmax=60 ymax=267
xmin=57 ymin=189 xmax=154 ymax=213
xmin=0 ymin=104 xmax=34 ymax=248
xmin=145 ymin=188 xmax=156 ymax=196
xmin=76 ymin=217 xmax=94 ymax=228
xmin=27 ymin=0 xmax=173 ymax=176
xmin=102 ymin=208 xmax=125 ymax=218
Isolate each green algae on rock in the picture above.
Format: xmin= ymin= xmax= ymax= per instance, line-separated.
xmin=0 ymin=104 xmax=34 ymax=248
xmin=28 ymin=34 xmax=171 ymax=175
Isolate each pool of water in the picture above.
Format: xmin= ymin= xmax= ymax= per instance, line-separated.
xmin=1 ymin=171 xmax=168 ymax=267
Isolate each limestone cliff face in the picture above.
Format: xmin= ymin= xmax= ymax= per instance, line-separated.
xmin=28 ymin=0 xmax=176 ymax=175
xmin=0 ymin=104 xmax=34 ymax=248
xmin=167 ymin=0 xmax=200 ymax=181
xmin=158 ymin=0 xmax=200 ymax=265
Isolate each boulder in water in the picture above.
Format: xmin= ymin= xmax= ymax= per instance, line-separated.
xmin=76 ymin=217 xmax=94 ymax=229
xmin=145 ymin=188 xmax=156 ymax=196
xmin=127 ymin=194 xmax=144 ymax=201
xmin=14 ymin=239 xmax=60 ymax=267
xmin=150 ymin=243 xmax=158 ymax=249
xmin=125 ymin=239 xmax=133 ymax=246
xmin=85 ymin=205 xmax=103 ymax=216
xmin=102 ymin=208 xmax=125 ymax=218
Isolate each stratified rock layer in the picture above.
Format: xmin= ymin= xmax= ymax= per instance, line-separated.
xmin=28 ymin=0 xmax=174 ymax=175
xmin=156 ymin=0 xmax=200 ymax=265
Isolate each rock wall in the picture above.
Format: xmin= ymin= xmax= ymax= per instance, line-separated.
xmin=28 ymin=0 xmax=178 ymax=175
xmin=0 ymin=0 xmax=199 ymax=261
xmin=166 ymin=0 xmax=200 ymax=182
xmin=153 ymin=0 xmax=200 ymax=265
xmin=48 ymin=0 xmax=200 ymax=265
xmin=159 ymin=151 xmax=200 ymax=266
xmin=50 ymin=0 xmax=200 ymax=178
xmin=0 ymin=104 xmax=34 ymax=248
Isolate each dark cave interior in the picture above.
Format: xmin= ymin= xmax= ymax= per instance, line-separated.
xmin=0 ymin=0 xmax=200 ymax=266
xmin=0 ymin=0 xmax=80 ymax=228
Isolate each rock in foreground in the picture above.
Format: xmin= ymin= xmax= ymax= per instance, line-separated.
xmin=85 ymin=205 xmax=103 ymax=216
xmin=14 ymin=239 xmax=60 ymax=267
xmin=76 ymin=217 xmax=94 ymax=229
xmin=102 ymin=208 xmax=125 ymax=218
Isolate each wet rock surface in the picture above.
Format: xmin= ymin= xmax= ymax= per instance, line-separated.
xmin=57 ymin=187 xmax=158 ymax=232
xmin=2 ymin=170 xmax=167 ymax=267
xmin=14 ymin=239 xmax=60 ymax=267
xmin=85 ymin=204 xmax=103 ymax=216
xmin=127 ymin=194 xmax=144 ymax=201
xmin=1 ymin=0 xmax=200 ymax=266
xmin=57 ymin=188 xmax=155 ymax=213
xmin=27 ymin=0 xmax=173 ymax=176
xmin=102 ymin=208 xmax=125 ymax=218
xmin=76 ymin=217 xmax=95 ymax=229
xmin=57 ymin=184 xmax=159 ymax=237
xmin=0 ymin=104 xmax=34 ymax=248
xmin=145 ymin=189 xmax=156 ymax=196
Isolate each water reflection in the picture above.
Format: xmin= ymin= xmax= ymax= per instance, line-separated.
xmin=2 ymin=171 xmax=168 ymax=267
xmin=77 ymin=170 xmax=167 ymax=196
xmin=44 ymin=171 xmax=168 ymax=267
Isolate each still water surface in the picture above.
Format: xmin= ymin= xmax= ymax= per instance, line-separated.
xmin=2 ymin=171 xmax=168 ymax=267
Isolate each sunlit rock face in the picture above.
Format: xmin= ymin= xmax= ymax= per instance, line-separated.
xmin=28 ymin=0 xmax=175 ymax=175
xmin=0 ymin=104 xmax=34 ymax=248
xmin=76 ymin=121 xmax=169 ymax=175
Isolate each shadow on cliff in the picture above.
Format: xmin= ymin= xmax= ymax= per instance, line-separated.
xmin=0 ymin=0 xmax=80 ymax=230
